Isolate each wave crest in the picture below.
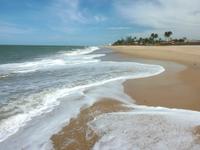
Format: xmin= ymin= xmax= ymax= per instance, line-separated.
xmin=0 ymin=47 xmax=100 ymax=76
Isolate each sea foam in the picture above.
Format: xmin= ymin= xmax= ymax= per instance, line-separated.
xmin=0 ymin=46 xmax=100 ymax=76
xmin=0 ymin=61 xmax=164 ymax=143
xmin=89 ymin=106 xmax=200 ymax=150
xmin=0 ymin=46 xmax=165 ymax=149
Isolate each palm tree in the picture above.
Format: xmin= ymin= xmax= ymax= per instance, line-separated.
xmin=126 ymin=36 xmax=133 ymax=45
xmin=150 ymin=33 xmax=159 ymax=44
xmin=138 ymin=37 xmax=143 ymax=45
xmin=112 ymin=38 xmax=125 ymax=45
xmin=164 ymin=31 xmax=173 ymax=41
xmin=150 ymin=33 xmax=155 ymax=44
xmin=154 ymin=34 xmax=158 ymax=39
xmin=154 ymin=34 xmax=158 ymax=44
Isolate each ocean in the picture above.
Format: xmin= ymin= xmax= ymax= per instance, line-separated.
xmin=0 ymin=45 xmax=165 ymax=149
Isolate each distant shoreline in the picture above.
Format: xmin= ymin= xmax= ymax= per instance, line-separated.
xmin=111 ymin=31 xmax=200 ymax=46
xmin=110 ymin=43 xmax=200 ymax=46
xmin=107 ymin=45 xmax=200 ymax=66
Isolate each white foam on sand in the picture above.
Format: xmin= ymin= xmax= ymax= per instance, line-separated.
xmin=89 ymin=106 xmax=200 ymax=150
xmin=0 ymin=60 xmax=165 ymax=143
xmin=0 ymin=46 xmax=167 ymax=149
xmin=0 ymin=64 xmax=165 ymax=149
xmin=0 ymin=79 xmax=138 ymax=150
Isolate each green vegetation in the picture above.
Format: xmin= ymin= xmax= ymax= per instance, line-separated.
xmin=164 ymin=31 xmax=173 ymax=41
xmin=112 ymin=31 xmax=190 ymax=46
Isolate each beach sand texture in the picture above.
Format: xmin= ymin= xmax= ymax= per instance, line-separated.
xmin=109 ymin=46 xmax=200 ymax=110
xmin=109 ymin=45 xmax=200 ymax=65
xmin=52 ymin=46 xmax=200 ymax=149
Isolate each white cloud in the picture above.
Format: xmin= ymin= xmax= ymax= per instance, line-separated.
xmin=107 ymin=27 xmax=131 ymax=30
xmin=94 ymin=15 xmax=107 ymax=22
xmin=51 ymin=0 xmax=107 ymax=24
xmin=0 ymin=21 xmax=34 ymax=35
xmin=114 ymin=0 xmax=200 ymax=39
xmin=52 ymin=0 xmax=87 ymax=23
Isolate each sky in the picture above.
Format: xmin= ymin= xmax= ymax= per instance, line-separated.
xmin=0 ymin=0 xmax=200 ymax=45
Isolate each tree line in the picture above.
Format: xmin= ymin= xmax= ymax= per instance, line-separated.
xmin=112 ymin=31 xmax=188 ymax=46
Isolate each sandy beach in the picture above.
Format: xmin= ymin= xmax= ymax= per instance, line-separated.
xmin=51 ymin=99 xmax=130 ymax=150
xmin=51 ymin=45 xmax=200 ymax=149
xmin=2 ymin=0 xmax=200 ymax=149
xmin=109 ymin=45 xmax=200 ymax=111
xmin=109 ymin=46 xmax=200 ymax=66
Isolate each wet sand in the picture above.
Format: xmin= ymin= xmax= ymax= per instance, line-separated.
xmin=109 ymin=45 xmax=200 ymax=111
xmin=51 ymin=100 xmax=130 ymax=150
xmin=52 ymin=45 xmax=200 ymax=149
xmin=124 ymin=66 xmax=200 ymax=111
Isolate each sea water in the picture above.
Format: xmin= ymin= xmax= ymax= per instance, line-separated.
xmin=0 ymin=45 xmax=165 ymax=149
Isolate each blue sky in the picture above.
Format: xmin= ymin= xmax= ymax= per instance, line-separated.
xmin=0 ymin=0 xmax=200 ymax=45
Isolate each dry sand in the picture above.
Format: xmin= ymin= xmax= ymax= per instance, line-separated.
xmin=109 ymin=45 xmax=200 ymax=66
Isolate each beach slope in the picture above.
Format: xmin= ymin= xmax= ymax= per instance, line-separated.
xmin=109 ymin=46 xmax=200 ymax=65
xmin=109 ymin=45 xmax=200 ymax=111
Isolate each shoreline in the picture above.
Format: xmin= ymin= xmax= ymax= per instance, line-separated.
xmin=51 ymin=99 xmax=131 ymax=150
xmin=51 ymin=46 xmax=200 ymax=149
xmin=108 ymin=45 xmax=200 ymax=66
xmin=109 ymin=45 xmax=200 ymax=111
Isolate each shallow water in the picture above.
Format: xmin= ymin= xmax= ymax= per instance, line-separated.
xmin=0 ymin=45 xmax=165 ymax=149
xmin=90 ymin=106 xmax=200 ymax=150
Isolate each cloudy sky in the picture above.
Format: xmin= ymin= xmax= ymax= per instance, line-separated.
xmin=0 ymin=0 xmax=200 ymax=45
